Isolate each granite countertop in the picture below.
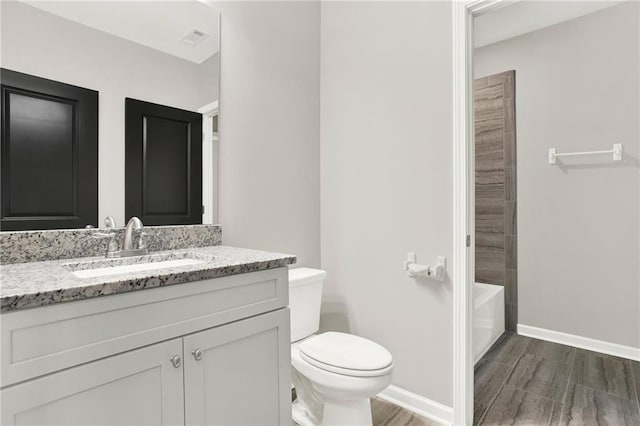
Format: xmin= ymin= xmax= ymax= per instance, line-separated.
xmin=0 ymin=246 xmax=296 ymax=313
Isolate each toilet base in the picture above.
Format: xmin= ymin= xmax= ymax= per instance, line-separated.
xmin=292 ymin=397 xmax=373 ymax=426
xmin=323 ymin=398 xmax=372 ymax=426
xmin=292 ymin=399 xmax=320 ymax=426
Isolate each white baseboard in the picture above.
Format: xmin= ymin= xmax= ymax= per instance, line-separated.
xmin=377 ymin=385 xmax=453 ymax=425
xmin=518 ymin=324 xmax=640 ymax=361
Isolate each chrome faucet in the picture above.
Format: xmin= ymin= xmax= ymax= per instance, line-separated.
xmin=93 ymin=216 xmax=149 ymax=258
xmin=122 ymin=217 xmax=147 ymax=254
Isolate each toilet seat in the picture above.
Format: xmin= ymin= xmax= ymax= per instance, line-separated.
xmin=298 ymin=332 xmax=393 ymax=377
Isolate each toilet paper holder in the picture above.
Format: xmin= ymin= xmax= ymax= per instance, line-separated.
xmin=403 ymin=253 xmax=446 ymax=282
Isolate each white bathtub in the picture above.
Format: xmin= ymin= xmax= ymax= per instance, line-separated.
xmin=473 ymin=282 xmax=505 ymax=364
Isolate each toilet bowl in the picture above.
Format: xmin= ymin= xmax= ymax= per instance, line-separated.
xmin=289 ymin=268 xmax=393 ymax=426
xmin=291 ymin=332 xmax=393 ymax=425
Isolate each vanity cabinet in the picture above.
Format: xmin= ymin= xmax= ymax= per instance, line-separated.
xmin=1 ymin=338 xmax=185 ymax=425
xmin=184 ymin=310 xmax=290 ymax=425
xmin=1 ymin=268 xmax=291 ymax=426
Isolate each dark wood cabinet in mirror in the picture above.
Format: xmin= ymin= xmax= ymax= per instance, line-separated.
xmin=125 ymin=98 xmax=203 ymax=226
xmin=0 ymin=69 xmax=98 ymax=231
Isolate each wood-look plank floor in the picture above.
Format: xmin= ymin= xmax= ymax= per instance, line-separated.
xmin=474 ymin=333 xmax=640 ymax=425
xmin=370 ymin=398 xmax=443 ymax=426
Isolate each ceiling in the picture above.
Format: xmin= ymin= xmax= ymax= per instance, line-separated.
xmin=474 ymin=1 xmax=624 ymax=48
xmin=19 ymin=1 xmax=624 ymax=60
xmin=20 ymin=1 xmax=220 ymax=64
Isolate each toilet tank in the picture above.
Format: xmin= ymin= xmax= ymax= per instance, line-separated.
xmin=288 ymin=268 xmax=327 ymax=342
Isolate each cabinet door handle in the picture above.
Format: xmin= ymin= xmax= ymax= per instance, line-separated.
xmin=170 ymin=355 xmax=182 ymax=368
xmin=192 ymin=348 xmax=203 ymax=361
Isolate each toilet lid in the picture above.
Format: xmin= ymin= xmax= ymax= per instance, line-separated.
xmin=298 ymin=332 xmax=393 ymax=375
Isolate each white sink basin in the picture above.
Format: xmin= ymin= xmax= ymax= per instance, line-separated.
xmin=70 ymin=258 xmax=205 ymax=278
xmin=63 ymin=253 xmax=211 ymax=279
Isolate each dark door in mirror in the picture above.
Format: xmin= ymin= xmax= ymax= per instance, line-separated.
xmin=0 ymin=69 xmax=98 ymax=231
xmin=125 ymin=98 xmax=202 ymax=226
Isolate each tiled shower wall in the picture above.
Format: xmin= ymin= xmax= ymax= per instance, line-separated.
xmin=474 ymin=70 xmax=517 ymax=331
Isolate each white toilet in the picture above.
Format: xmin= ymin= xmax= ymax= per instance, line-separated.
xmin=289 ymin=268 xmax=393 ymax=426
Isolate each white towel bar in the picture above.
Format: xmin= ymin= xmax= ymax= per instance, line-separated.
xmin=548 ymin=143 xmax=623 ymax=164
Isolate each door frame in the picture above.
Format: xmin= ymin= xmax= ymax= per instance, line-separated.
xmin=199 ymin=100 xmax=219 ymax=225
xmin=451 ymin=1 xmax=513 ymax=424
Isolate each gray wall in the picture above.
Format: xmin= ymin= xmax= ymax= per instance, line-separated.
xmin=320 ymin=1 xmax=453 ymax=405
xmin=0 ymin=1 xmax=219 ymax=226
xmin=199 ymin=52 xmax=219 ymax=107
xmin=475 ymin=2 xmax=640 ymax=348
xmin=215 ymin=1 xmax=321 ymax=268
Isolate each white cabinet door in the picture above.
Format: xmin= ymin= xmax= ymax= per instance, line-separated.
xmin=183 ymin=308 xmax=291 ymax=426
xmin=1 ymin=338 xmax=185 ymax=426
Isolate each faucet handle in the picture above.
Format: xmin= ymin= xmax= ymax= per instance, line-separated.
xmin=92 ymin=232 xmax=115 ymax=239
xmin=92 ymin=232 xmax=118 ymax=257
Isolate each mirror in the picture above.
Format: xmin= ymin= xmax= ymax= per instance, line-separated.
xmin=0 ymin=0 xmax=220 ymax=230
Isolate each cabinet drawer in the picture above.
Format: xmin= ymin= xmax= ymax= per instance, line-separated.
xmin=1 ymin=267 xmax=288 ymax=387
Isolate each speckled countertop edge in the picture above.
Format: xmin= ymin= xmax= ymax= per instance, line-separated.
xmin=0 ymin=246 xmax=296 ymax=313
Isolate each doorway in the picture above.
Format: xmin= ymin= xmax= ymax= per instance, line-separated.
xmin=453 ymin=1 xmax=640 ymax=424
